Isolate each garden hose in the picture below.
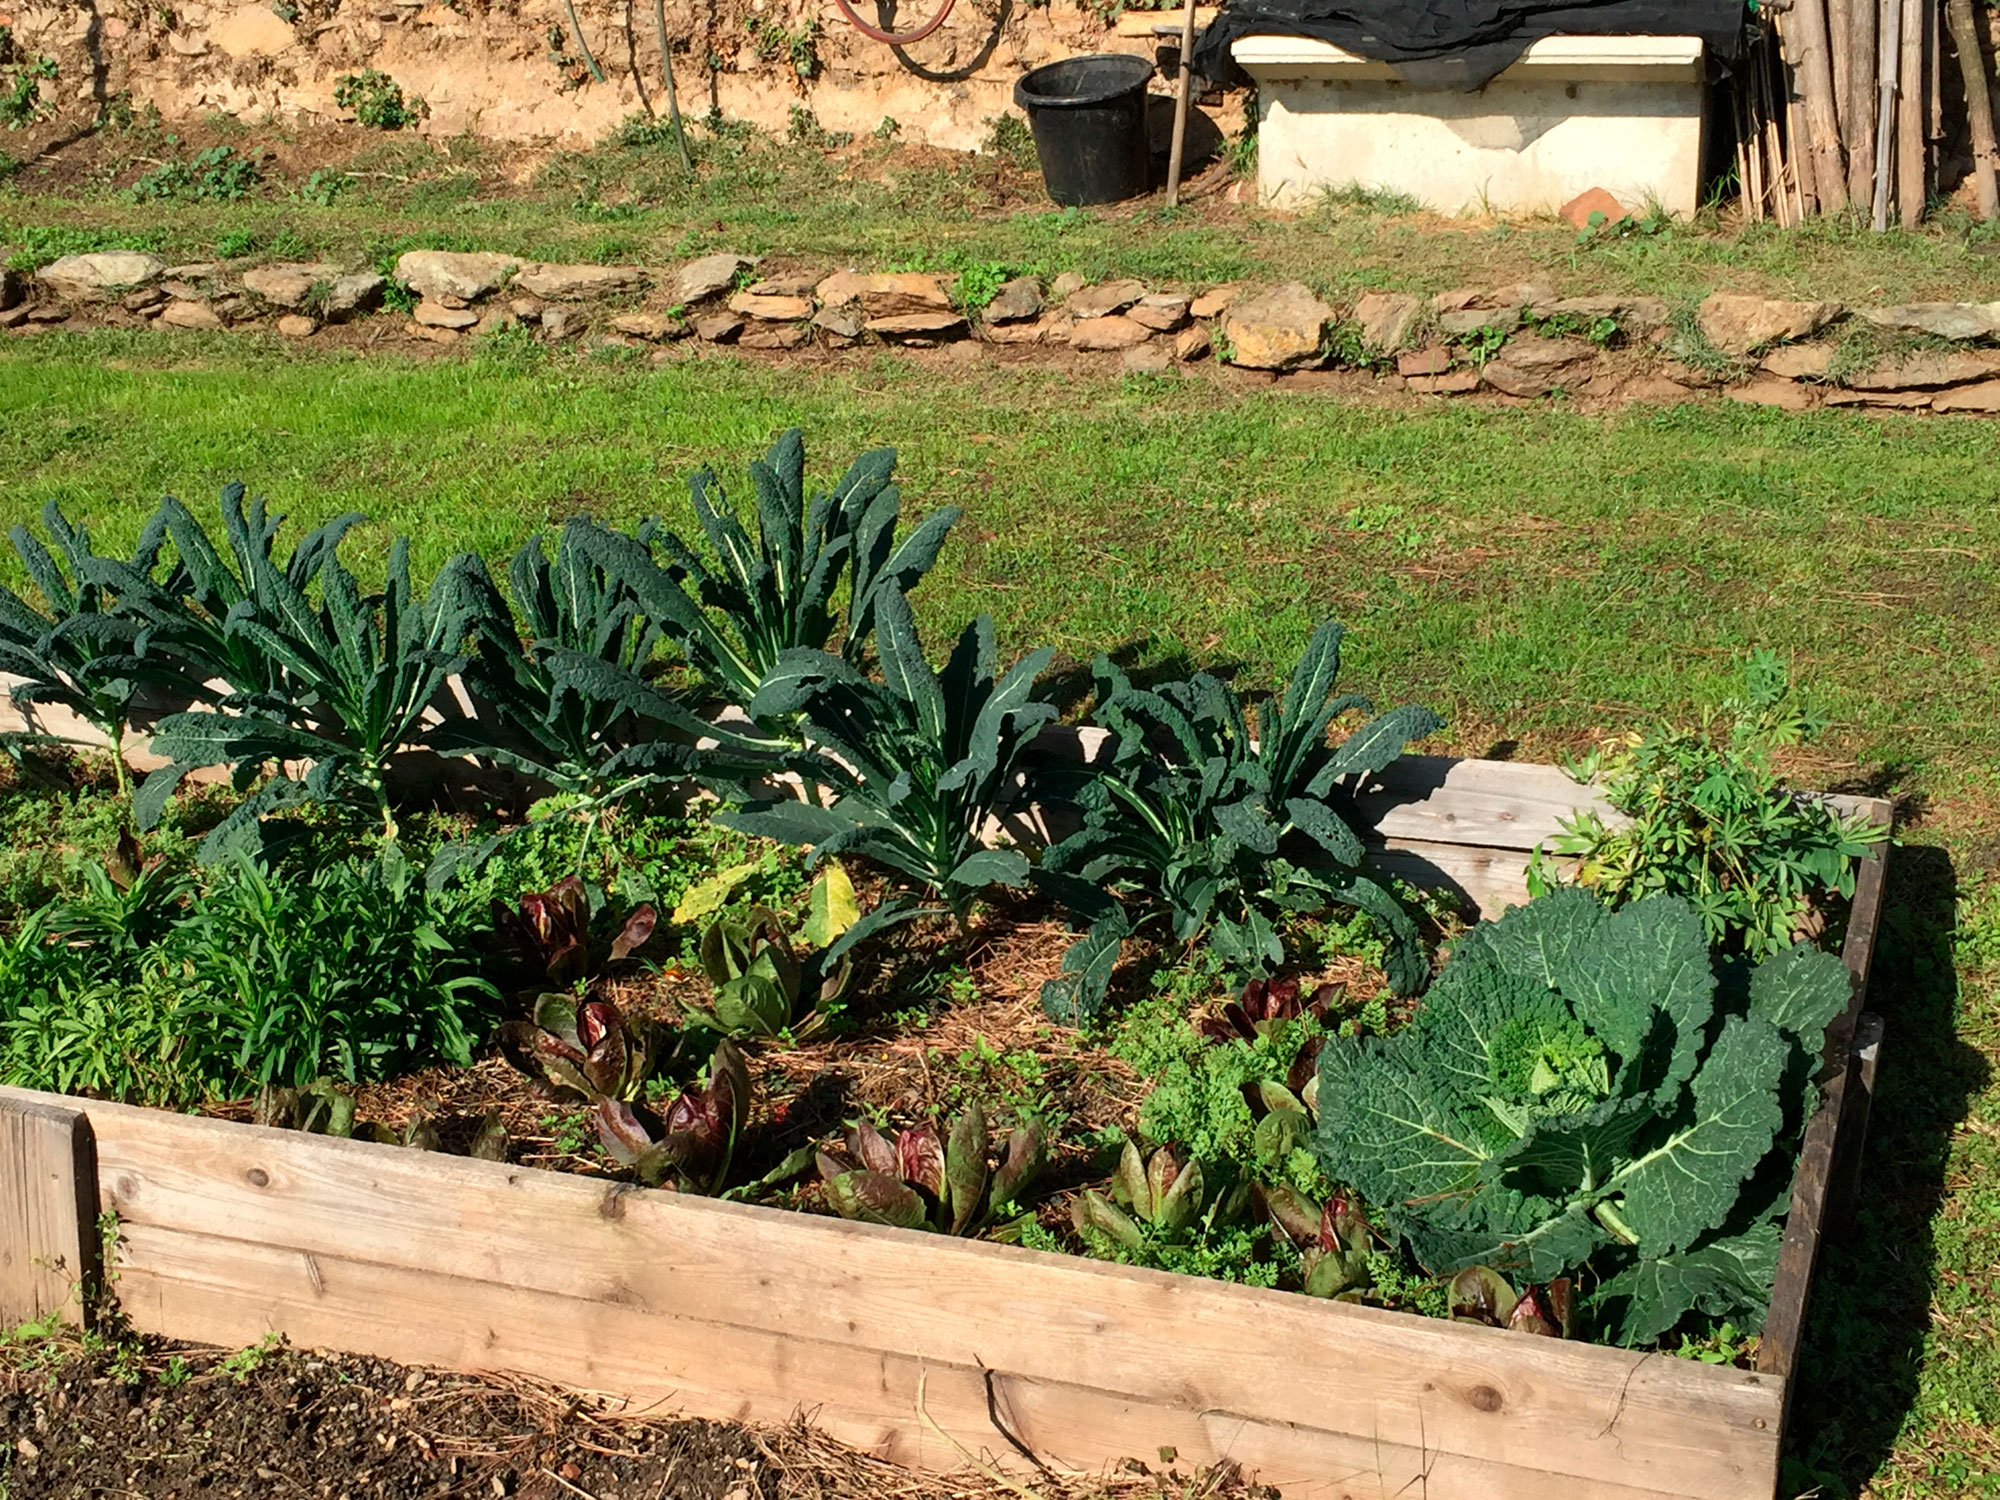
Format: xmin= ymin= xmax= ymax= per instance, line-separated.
xmin=831 ymin=0 xmax=957 ymax=47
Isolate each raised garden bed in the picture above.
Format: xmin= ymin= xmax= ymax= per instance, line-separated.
xmin=0 ymin=756 xmax=1891 ymax=1500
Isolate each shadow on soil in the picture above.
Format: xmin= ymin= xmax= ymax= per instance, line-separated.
xmin=1783 ymin=841 xmax=1990 ymax=1498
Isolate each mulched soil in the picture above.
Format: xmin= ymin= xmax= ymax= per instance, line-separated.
xmin=200 ymin=893 xmax=1394 ymax=1237
xmin=0 ymin=1333 xmax=1274 ymax=1500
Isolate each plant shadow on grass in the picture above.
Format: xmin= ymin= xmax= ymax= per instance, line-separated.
xmin=1783 ymin=841 xmax=1990 ymax=1498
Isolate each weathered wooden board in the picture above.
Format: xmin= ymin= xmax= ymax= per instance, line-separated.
xmin=0 ymin=1083 xmax=1786 ymax=1500
xmin=1756 ymin=828 xmax=1892 ymax=1402
xmin=0 ymin=1095 xmax=98 ymax=1328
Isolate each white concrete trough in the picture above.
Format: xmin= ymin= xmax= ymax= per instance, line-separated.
xmin=1230 ymin=33 xmax=1705 ymax=216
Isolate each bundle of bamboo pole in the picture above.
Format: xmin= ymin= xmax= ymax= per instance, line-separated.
xmin=1734 ymin=0 xmax=1999 ymax=229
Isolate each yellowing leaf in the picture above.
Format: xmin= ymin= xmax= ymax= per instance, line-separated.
xmin=801 ymin=861 xmax=859 ymax=949
xmin=671 ymin=860 xmax=760 ymax=925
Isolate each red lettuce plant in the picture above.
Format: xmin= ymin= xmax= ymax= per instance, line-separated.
xmin=816 ymin=1104 xmax=1046 ymax=1235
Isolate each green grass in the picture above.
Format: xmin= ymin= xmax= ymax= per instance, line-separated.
xmin=1 ymin=333 xmax=1996 ymax=1496
xmin=10 ymin=118 xmax=2000 ymax=304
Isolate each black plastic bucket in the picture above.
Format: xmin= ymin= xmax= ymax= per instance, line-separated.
xmin=1013 ymin=53 xmax=1155 ymax=207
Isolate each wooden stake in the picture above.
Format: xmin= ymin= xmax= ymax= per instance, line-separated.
xmin=1899 ymin=0 xmax=1926 ymax=226
xmin=654 ymin=0 xmax=693 ymax=172
xmin=1775 ymin=8 xmax=1823 ymax=213
xmin=1946 ymin=0 xmax=2000 ymax=219
xmin=1846 ymin=0 xmax=1878 ymax=205
xmin=1163 ymin=0 xmax=1200 ymax=208
xmin=1830 ymin=0 xmax=1855 ymax=134
xmin=1737 ymin=82 xmax=1765 ymax=222
xmin=1793 ymin=0 xmax=1852 ymax=210
xmin=1874 ymin=0 xmax=1901 ymax=229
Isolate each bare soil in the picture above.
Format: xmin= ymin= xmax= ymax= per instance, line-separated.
xmin=0 ymin=1333 xmax=1275 ymax=1500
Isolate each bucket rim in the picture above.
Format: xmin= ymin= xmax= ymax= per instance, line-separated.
xmin=1013 ymin=52 xmax=1155 ymax=109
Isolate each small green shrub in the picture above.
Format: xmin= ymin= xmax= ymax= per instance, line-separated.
xmin=0 ymin=27 xmax=58 ymax=130
xmin=0 ymin=835 xmax=504 ymax=1100
xmin=1313 ymin=182 xmax=1420 ymax=218
xmin=0 ymin=873 xmax=193 ymax=1101
xmin=127 ymin=144 xmax=262 ymax=203
xmin=746 ymin=17 xmax=821 ymax=82
xmin=295 ymin=167 xmax=351 ymax=205
xmin=610 ymin=112 xmax=690 ymax=153
xmin=1529 ymin=653 xmax=1888 ymax=957
xmin=980 ymin=113 xmax=1036 ymax=172
xmin=171 ymin=848 xmax=499 ymax=1088
xmin=333 ymin=69 xmax=428 ymax=131
xmin=785 ymin=104 xmax=849 ymax=149
xmin=952 ymin=260 xmax=1008 ymax=313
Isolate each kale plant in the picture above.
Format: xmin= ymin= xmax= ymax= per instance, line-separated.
xmin=138 ymin=534 xmax=487 ymax=855
xmin=718 ymin=595 xmax=1054 ymax=931
xmin=1038 ymin=622 xmax=1441 ymax=1023
xmin=0 ymin=501 xmax=200 ymax=798
xmin=1530 ymin=652 xmax=1887 ymax=958
xmin=434 ymin=522 xmax=783 ymax=880
xmin=84 ymin=485 xmax=362 ymax=703
xmin=575 ymin=429 xmax=959 ymax=713
xmin=1314 ymin=889 xmax=1853 ymax=1345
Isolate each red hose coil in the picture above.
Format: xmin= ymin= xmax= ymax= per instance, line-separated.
xmin=831 ymin=0 xmax=957 ymax=46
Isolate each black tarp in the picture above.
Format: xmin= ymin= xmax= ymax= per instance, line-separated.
xmin=1192 ymin=0 xmax=1748 ymax=91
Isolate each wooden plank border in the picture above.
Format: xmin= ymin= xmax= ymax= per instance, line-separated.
xmin=1756 ymin=818 xmax=1892 ymax=1399
xmin=0 ymin=1094 xmax=100 ymax=1329
xmin=0 ymin=1082 xmax=1783 ymax=1500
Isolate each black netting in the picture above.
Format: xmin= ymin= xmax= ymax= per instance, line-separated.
xmin=1192 ymin=0 xmax=1748 ymax=92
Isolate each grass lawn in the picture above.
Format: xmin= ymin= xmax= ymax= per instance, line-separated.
xmin=3 ymin=331 xmax=1996 ymax=1497
xmin=10 ymin=119 xmax=2000 ymax=307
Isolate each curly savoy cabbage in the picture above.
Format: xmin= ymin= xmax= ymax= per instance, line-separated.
xmin=1314 ymin=888 xmax=1852 ymax=1344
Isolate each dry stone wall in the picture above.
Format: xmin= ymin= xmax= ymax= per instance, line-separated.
xmin=15 ymin=248 xmax=2000 ymax=415
xmin=1 ymin=0 xmax=1158 ymax=148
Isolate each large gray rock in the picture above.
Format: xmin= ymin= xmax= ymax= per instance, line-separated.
xmin=395 ymin=250 xmax=522 ymax=304
xmin=38 ymin=252 xmax=167 ymax=300
xmin=1843 ymin=350 xmax=2000 ymax=390
xmin=610 ymin=311 xmax=689 ymax=342
xmin=159 ymin=299 xmax=225 ymax=331
xmin=240 ymin=262 xmax=345 ymax=309
xmin=1760 ymin=344 xmax=1834 ymax=380
xmin=514 ymin=263 xmax=647 ymax=301
xmin=1067 ymin=278 xmax=1147 ymax=319
xmin=866 ymin=311 xmax=967 ymax=340
xmin=811 ymin=304 xmax=865 ymax=339
xmin=323 ymin=273 xmax=386 ymax=321
xmin=1932 ymin=379 xmax=2000 ymax=411
xmin=1127 ymin=294 xmax=1190 ymax=333
xmin=983 ymin=276 xmax=1043 ymax=324
xmin=1222 ymin=282 xmax=1335 ymax=370
xmin=1479 ymin=334 xmax=1594 ymax=397
xmin=1541 ymin=294 xmax=1672 ymax=333
xmin=1068 ymin=315 xmax=1152 ymax=351
xmin=816 ymin=271 xmax=952 ymax=318
xmin=728 ymin=291 xmax=814 ymax=322
xmin=1353 ymin=291 xmax=1421 ymax=353
xmin=1697 ymin=294 xmax=1841 ymax=356
xmin=1862 ymin=302 xmax=2000 ymax=341
xmin=675 ymin=253 xmax=758 ymax=305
